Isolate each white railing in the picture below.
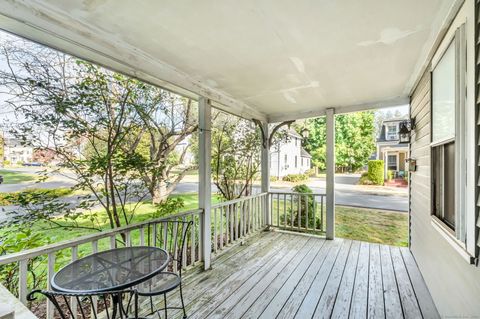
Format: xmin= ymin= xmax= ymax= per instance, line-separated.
xmin=268 ymin=192 xmax=326 ymax=234
xmin=0 ymin=208 xmax=203 ymax=319
xmin=211 ymin=192 xmax=268 ymax=254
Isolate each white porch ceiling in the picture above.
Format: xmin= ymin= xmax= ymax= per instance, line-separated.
xmin=0 ymin=0 xmax=459 ymax=122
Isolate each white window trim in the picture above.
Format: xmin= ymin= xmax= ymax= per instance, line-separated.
xmin=430 ymin=15 xmax=474 ymax=258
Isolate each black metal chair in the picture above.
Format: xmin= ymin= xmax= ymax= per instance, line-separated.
xmin=136 ymin=220 xmax=192 ymax=319
xmin=27 ymin=288 xmax=139 ymax=319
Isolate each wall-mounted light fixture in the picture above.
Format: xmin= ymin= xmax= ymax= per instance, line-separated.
xmin=399 ymin=117 xmax=416 ymax=143
xmin=300 ymin=127 xmax=309 ymax=139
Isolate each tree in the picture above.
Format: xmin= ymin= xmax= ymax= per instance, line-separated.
xmin=133 ymin=92 xmax=198 ymax=204
xmin=0 ymin=35 xmax=195 ymax=229
xmin=304 ymin=111 xmax=376 ymax=172
xmin=192 ymin=110 xmax=261 ymax=201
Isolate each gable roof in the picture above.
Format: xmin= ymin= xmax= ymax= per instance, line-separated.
xmin=301 ymin=148 xmax=312 ymax=158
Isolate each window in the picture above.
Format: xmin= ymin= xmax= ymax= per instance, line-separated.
xmin=301 ymin=158 xmax=304 ymax=166
xmin=387 ymin=155 xmax=397 ymax=171
xmin=431 ymin=31 xmax=465 ymax=238
xmin=295 ymin=138 xmax=297 ymax=146
xmin=386 ymin=125 xmax=398 ymax=140
xmin=295 ymin=156 xmax=298 ymax=168
xmin=284 ymin=154 xmax=287 ymax=165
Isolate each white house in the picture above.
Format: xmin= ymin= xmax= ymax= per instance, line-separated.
xmin=270 ymin=129 xmax=311 ymax=178
xmin=2 ymin=137 xmax=33 ymax=164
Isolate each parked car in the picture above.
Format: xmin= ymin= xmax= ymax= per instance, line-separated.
xmin=23 ymin=162 xmax=42 ymax=167
xmin=0 ymin=175 xmax=3 ymax=184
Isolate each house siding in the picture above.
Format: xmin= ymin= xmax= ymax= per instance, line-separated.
xmin=410 ymin=69 xmax=480 ymax=316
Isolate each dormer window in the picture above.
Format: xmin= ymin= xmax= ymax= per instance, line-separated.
xmin=386 ymin=124 xmax=398 ymax=140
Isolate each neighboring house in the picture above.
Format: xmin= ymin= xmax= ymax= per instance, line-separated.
xmin=376 ymin=116 xmax=409 ymax=179
xmin=270 ymin=129 xmax=311 ymax=178
xmin=2 ymin=137 xmax=33 ymax=164
xmin=175 ymin=139 xmax=195 ymax=167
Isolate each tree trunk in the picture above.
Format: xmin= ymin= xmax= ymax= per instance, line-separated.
xmin=152 ymin=180 xmax=169 ymax=204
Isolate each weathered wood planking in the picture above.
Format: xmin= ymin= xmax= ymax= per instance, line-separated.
xmin=380 ymin=244 xmax=404 ymax=319
xmin=349 ymin=241 xmax=370 ymax=318
xmin=391 ymin=247 xmax=423 ymax=319
xmin=311 ymin=240 xmax=353 ymax=319
xmin=142 ymin=232 xmax=438 ymax=319
xmin=241 ymin=239 xmax=325 ymax=318
xmin=330 ymin=241 xmax=361 ymax=319
xmin=367 ymin=244 xmax=385 ymax=318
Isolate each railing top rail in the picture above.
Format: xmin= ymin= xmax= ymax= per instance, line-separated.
xmin=211 ymin=192 xmax=267 ymax=209
xmin=268 ymin=191 xmax=326 ymax=196
xmin=0 ymin=208 xmax=203 ymax=265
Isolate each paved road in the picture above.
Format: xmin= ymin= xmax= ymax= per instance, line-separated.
xmin=0 ymin=169 xmax=408 ymax=215
xmin=172 ymin=183 xmax=408 ymax=212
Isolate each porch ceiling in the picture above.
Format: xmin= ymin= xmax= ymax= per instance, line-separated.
xmin=0 ymin=0 xmax=458 ymax=122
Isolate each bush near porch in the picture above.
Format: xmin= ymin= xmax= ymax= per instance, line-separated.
xmin=359 ymin=160 xmax=384 ymax=185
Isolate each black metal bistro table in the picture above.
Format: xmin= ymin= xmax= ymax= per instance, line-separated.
xmin=51 ymin=246 xmax=169 ymax=316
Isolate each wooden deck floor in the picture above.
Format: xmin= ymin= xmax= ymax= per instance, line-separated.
xmin=144 ymin=231 xmax=439 ymax=319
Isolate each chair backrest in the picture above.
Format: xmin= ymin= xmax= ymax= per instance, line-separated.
xmin=27 ymin=289 xmax=138 ymax=319
xmin=147 ymin=220 xmax=192 ymax=276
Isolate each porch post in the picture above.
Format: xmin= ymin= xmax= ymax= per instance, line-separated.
xmin=326 ymin=108 xmax=335 ymax=240
xmin=261 ymin=122 xmax=271 ymax=226
xmin=198 ymin=97 xmax=212 ymax=270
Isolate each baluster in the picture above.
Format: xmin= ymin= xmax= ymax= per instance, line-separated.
xmin=182 ymin=217 xmax=187 ymax=269
xmin=172 ymin=223 xmax=179 ymax=273
xmin=213 ymin=207 xmax=217 ymax=253
xmin=306 ymin=194 xmax=309 ymax=231
xmin=140 ymin=227 xmax=145 ymax=246
xmin=91 ymin=241 xmax=98 ymax=315
xmin=321 ymin=195 xmax=324 ymax=231
xmin=225 ymin=204 xmax=230 ymax=244
xmin=191 ymin=214 xmax=196 ymax=265
xmin=70 ymin=247 xmax=78 ymax=318
xmin=46 ymin=252 xmax=55 ymax=319
xmin=290 ymin=194 xmax=294 ymax=229
xmin=298 ymin=194 xmax=301 ymax=230
xmin=18 ymin=259 xmax=28 ymax=305
xmin=241 ymin=201 xmax=245 ymax=238
xmin=231 ymin=204 xmax=235 ymax=242
xmin=220 ymin=206 xmax=224 ymax=250
xmin=124 ymin=231 xmax=131 ymax=247
xmin=284 ymin=193 xmax=287 ymax=228
xmin=153 ymin=223 xmax=158 ymax=247
xmin=110 ymin=235 xmax=116 ymax=249
xmin=163 ymin=221 xmax=168 ymax=250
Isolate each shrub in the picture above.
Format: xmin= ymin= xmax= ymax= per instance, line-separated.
xmin=367 ymin=160 xmax=384 ymax=185
xmin=282 ymin=174 xmax=309 ymax=183
xmin=2 ymin=160 xmax=10 ymax=166
xmin=0 ymin=188 xmax=73 ymax=206
xmin=358 ymin=172 xmax=374 ymax=185
xmin=281 ymin=184 xmax=320 ymax=229
xmin=304 ymin=168 xmax=316 ymax=177
xmin=387 ymin=170 xmax=394 ymax=181
xmin=270 ymin=176 xmax=279 ymax=182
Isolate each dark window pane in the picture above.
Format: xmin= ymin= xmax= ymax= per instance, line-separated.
xmin=443 ymin=142 xmax=455 ymax=228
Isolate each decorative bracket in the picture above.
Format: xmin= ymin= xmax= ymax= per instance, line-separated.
xmin=253 ymin=119 xmax=295 ymax=149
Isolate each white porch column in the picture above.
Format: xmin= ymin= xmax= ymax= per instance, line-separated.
xmin=326 ymin=108 xmax=335 ymax=240
xmin=260 ymin=122 xmax=271 ymax=226
xmin=198 ymin=97 xmax=212 ymax=270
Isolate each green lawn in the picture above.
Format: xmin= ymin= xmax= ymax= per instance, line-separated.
xmin=335 ymin=206 xmax=408 ymax=247
xmin=0 ymin=169 xmax=36 ymax=184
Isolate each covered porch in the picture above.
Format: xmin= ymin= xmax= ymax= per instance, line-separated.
xmin=0 ymin=0 xmax=466 ymax=318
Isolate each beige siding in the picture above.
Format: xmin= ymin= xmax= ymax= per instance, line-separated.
xmin=410 ymin=71 xmax=480 ymax=316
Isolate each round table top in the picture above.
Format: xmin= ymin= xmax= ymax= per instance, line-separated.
xmin=51 ymin=246 xmax=169 ymax=293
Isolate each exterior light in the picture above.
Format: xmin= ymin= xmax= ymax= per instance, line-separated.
xmin=399 ymin=118 xmax=416 ymax=143
xmin=301 ymin=127 xmax=309 ymax=139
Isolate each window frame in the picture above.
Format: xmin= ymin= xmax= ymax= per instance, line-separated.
xmin=430 ymin=24 xmax=467 ymax=249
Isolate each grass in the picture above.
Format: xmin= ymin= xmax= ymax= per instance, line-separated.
xmin=0 ymin=169 xmax=36 ymax=184
xmin=335 ymin=206 xmax=408 ymax=247
xmin=0 ymin=188 xmax=74 ymax=206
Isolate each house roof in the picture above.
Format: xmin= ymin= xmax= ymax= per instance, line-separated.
xmin=301 ymin=148 xmax=312 ymax=158
xmin=0 ymin=1 xmax=459 ymax=122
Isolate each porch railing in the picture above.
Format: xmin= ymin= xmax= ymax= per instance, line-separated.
xmin=0 ymin=191 xmax=324 ymax=318
xmin=268 ymin=192 xmax=327 ymax=234
xmin=211 ymin=192 xmax=268 ymax=254
xmin=0 ymin=208 xmax=203 ymax=319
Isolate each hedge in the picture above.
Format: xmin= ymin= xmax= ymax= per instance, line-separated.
xmin=367 ymin=160 xmax=384 ymax=185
